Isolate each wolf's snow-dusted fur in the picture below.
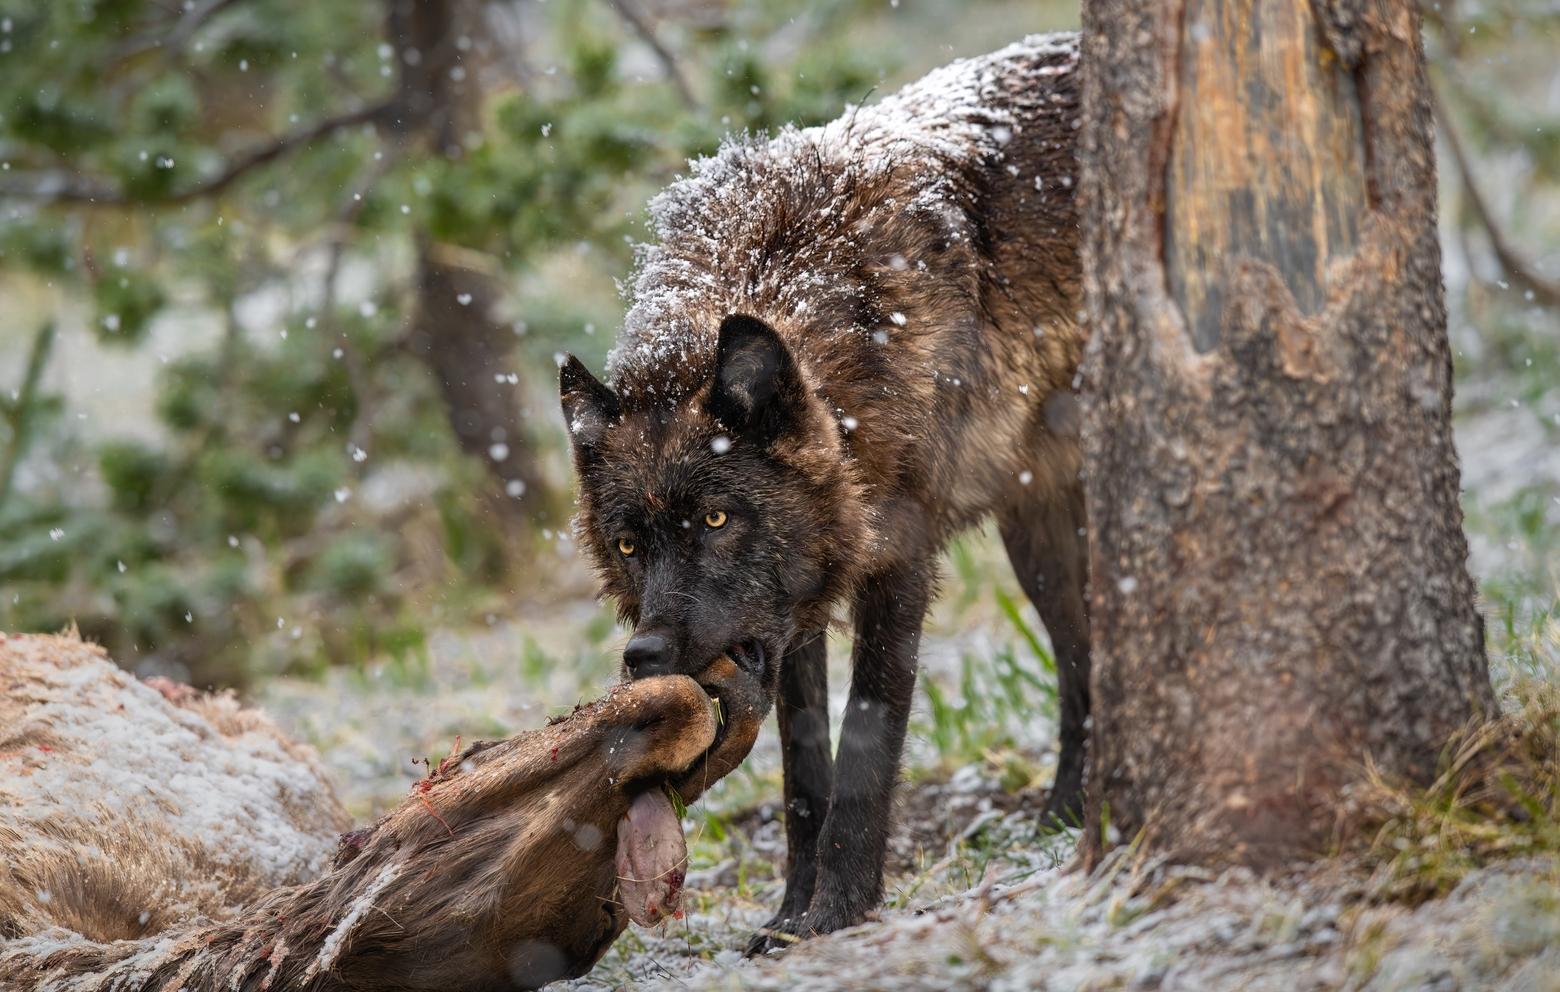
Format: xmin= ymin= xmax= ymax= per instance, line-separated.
xmin=562 ymin=33 xmax=1090 ymax=949
xmin=613 ymin=33 xmax=1083 ymax=389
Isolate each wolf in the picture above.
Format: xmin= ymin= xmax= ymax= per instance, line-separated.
xmin=559 ymin=33 xmax=1086 ymax=950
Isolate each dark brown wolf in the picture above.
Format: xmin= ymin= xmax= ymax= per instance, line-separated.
xmin=560 ymin=33 xmax=1086 ymax=951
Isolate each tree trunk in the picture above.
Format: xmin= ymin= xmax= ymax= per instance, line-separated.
xmin=1076 ymin=0 xmax=1495 ymax=867
xmin=408 ymin=244 xmax=547 ymax=517
xmin=386 ymin=0 xmax=549 ymax=521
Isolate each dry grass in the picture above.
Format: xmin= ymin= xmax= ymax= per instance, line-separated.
xmin=1355 ymin=678 xmax=1560 ymax=902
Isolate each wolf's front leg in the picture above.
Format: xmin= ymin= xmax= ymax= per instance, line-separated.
xmin=743 ymin=633 xmax=833 ymax=956
xmin=748 ymin=563 xmax=933 ymax=953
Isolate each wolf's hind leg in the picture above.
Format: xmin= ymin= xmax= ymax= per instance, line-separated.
xmin=999 ymin=483 xmax=1091 ymax=826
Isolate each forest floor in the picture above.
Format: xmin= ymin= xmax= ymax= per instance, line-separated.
xmin=4 ymin=11 xmax=1552 ymax=984
xmin=260 ymin=352 xmax=1560 ymax=991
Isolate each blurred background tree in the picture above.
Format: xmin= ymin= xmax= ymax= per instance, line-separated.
xmin=0 ymin=0 xmax=1554 ymax=689
xmin=0 ymin=0 xmax=1051 ymax=684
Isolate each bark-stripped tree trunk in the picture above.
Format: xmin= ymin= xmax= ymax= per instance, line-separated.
xmin=1077 ymin=0 xmax=1496 ymax=867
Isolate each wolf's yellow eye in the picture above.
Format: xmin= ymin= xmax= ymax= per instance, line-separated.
xmin=617 ymin=537 xmax=636 ymax=556
xmin=704 ymin=510 xmax=728 ymax=529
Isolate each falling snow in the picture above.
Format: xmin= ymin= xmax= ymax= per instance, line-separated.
xmin=608 ymin=34 xmax=1081 ymax=384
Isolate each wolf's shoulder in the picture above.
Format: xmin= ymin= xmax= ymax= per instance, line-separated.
xmin=842 ymin=31 xmax=1081 ymax=163
xmin=655 ymin=31 xmax=1079 ymax=210
xmin=609 ymin=33 xmax=1080 ymax=387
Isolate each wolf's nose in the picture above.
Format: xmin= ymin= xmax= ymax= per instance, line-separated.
xmin=624 ymin=632 xmax=674 ymax=678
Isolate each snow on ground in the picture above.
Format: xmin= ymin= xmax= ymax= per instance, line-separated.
xmin=260 ymin=605 xmax=1556 ymax=989
xmin=574 ymin=855 xmax=1560 ymax=992
xmin=256 ymin=364 xmax=1558 ymax=991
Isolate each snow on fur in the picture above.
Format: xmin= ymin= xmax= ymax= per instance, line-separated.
xmin=305 ymin=860 xmax=403 ymax=981
xmin=609 ymin=32 xmax=1080 ymax=387
xmin=0 ymin=631 xmax=349 ymax=941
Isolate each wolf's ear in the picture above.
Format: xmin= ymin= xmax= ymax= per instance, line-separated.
xmin=560 ymin=355 xmax=620 ymax=458
xmin=708 ymin=315 xmax=805 ymax=446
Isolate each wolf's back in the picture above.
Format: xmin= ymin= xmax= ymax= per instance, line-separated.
xmin=608 ymin=33 xmax=1082 ymax=397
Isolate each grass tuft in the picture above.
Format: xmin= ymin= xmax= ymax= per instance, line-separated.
xmin=1356 ymin=677 xmax=1560 ymax=902
xmin=916 ymin=585 xmax=1059 ymax=775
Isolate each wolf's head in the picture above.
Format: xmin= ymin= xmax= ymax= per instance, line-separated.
xmin=560 ymin=314 xmax=868 ymax=684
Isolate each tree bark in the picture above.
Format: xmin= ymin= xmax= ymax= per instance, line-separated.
xmin=1077 ymin=0 xmax=1495 ymax=867
xmin=408 ymin=244 xmax=547 ymax=517
xmin=387 ymin=0 xmax=548 ymax=521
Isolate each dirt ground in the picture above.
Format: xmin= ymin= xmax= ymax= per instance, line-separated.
xmin=252 ymin=152 xmax=1560 ymax=992
xmin=259 ymin=411 xmax=1560 ymax=990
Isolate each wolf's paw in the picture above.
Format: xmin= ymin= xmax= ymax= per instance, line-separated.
xmin=743 ymin=882 xmax=815 ymax=956
xmin=742 ymin=915 xmax=806 ymax=957
xmin=742 ymin=903 xmax=863 ymax=956
xmin=1038 ymin=773 xmax=1085 ymax=830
